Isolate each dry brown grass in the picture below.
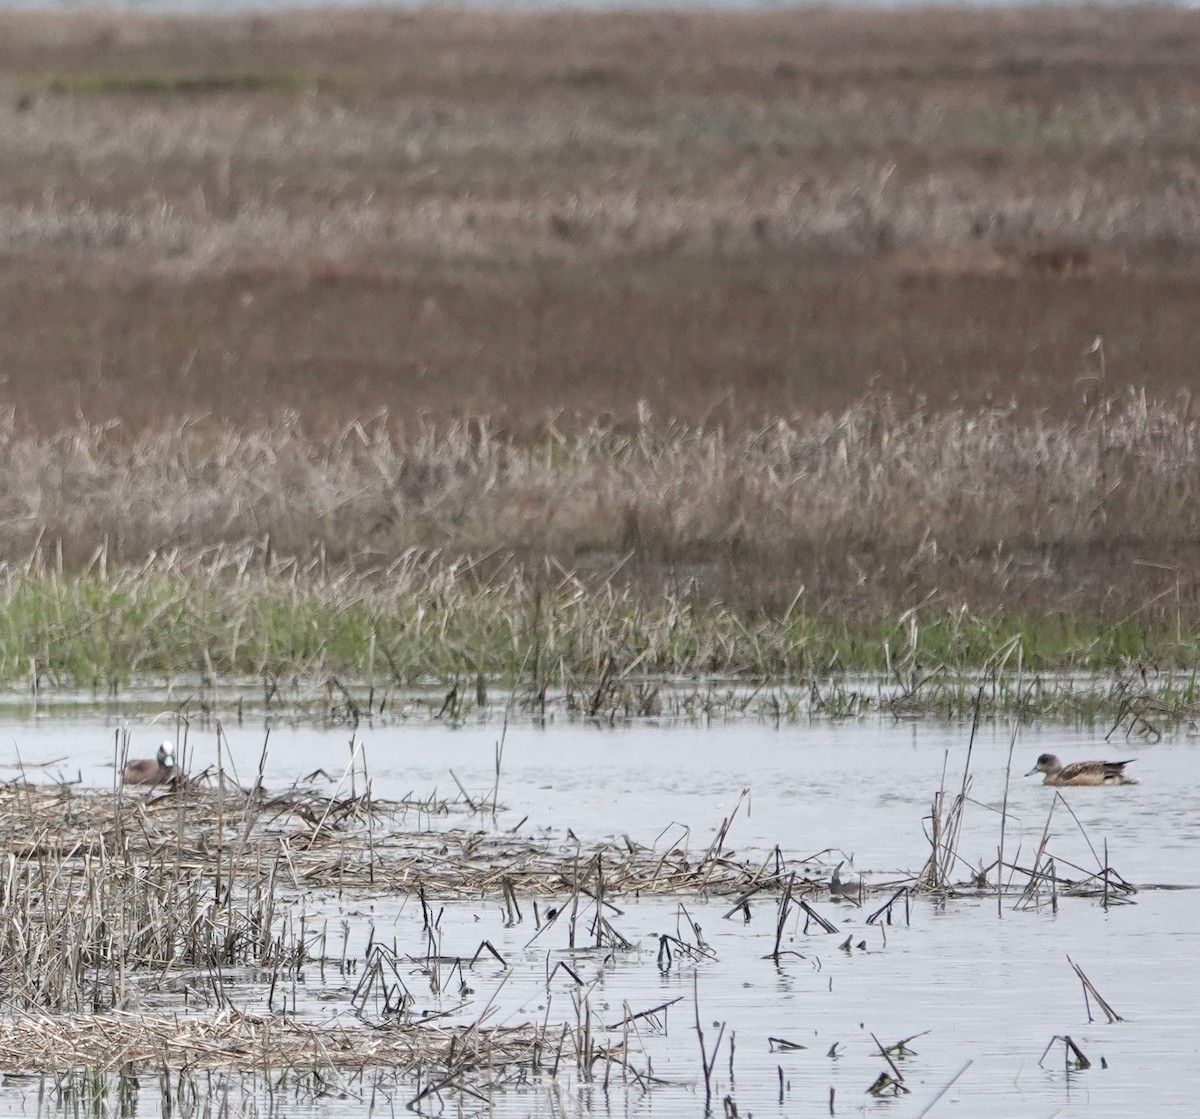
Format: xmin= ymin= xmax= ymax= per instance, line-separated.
xmin=0 ymin=395 xmax=1196 ymax=618
xmin=0 ymin=775 xmax=798 ymax=910
xmin=0 ymin=8 xmax=1198 ymax=428
xmin=0 ymin=1010 xmax=541 ymax=1075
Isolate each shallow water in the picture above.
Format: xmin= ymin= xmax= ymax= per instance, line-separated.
xmin=1 ymin=712 xmax=1198 ymax=1117
xmin=14 ymin=714 xmax=1197 ymax=885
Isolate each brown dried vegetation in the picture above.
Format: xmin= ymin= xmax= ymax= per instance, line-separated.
xmin=0 ymin=7 xmax=1198 ymax=430
xmin=1 ymin=395 xmax=1197 ymax=620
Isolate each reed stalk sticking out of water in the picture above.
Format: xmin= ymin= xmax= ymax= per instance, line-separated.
xmin=1039 ymin=1034 xmax=1093 ymax=1071
xmin=1067 ymin=956 xmax=1124 ymax=1023
xmin=920 ymin=692 xmax=980 ymax=890
xmin=693 ymin=971 xmax=725 ymax=1114
xmin=996 ymin=698 xmax=1022 ymax=914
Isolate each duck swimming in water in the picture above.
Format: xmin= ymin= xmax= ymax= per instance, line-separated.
xmin=1025 ymin=753 xmax=1136 ymax=786
xmin=123 ymin=740 xmax=176 ymax=786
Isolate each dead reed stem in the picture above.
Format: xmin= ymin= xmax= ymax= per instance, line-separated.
xmin=1067 ymin=956 xmax=1124 ymax=1023
xmin=996 ymin=701 xmax=1022 ymax=914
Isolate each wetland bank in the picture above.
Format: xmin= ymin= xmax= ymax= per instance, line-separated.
xmin=1 ymin=3 xmax=1200 ymax=1115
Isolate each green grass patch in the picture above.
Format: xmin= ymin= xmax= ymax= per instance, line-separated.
xmin=1 ymin=560 xmax=1197 ymax=725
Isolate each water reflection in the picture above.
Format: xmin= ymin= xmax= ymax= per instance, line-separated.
xmin=10 ymin=1067 xmax=406 ymax=1119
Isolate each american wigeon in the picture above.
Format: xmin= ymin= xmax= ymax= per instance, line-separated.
xmin=1025 ymin=753 xmax=1136 ymax=786
xmin=123 ymin=740 xmax=176 ymax=786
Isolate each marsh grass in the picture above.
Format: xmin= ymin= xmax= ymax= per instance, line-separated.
xmin=0 ymin=398 xmax=1197 ymax=716
xmin=1 ymin=556 xmax=1198 ymax=724
xmin=2 ymin=396 xmax=1198 ymax=621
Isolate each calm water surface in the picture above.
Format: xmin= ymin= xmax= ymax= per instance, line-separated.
xmin=1 ymin=713 xmax=1197 ymax=1118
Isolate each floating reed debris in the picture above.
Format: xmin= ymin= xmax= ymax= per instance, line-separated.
xmin=0 ymin=773 xmax=862 ymax=1022
xmin=869 ymin=1031 xmax=914 ymax=1095
xmin=605 ymin=997 xmax=682 ymax=1032
xmin=866 ymin=887 xmax=911 ymax=926
xmin=799 ymin=900 xmax=839 ymax=935
xmin=865 ymin=1071 xmax=909 ymax=1097
xmin=0 ymin=779 xmax=830 ymax=903
xmin=0 ymin=1008 xmax=542 ymax=1076
xmin=879 ymin=1031 xmax=930 ymax=1058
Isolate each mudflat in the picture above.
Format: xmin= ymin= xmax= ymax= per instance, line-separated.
xmin=0 ymin=6 xmax=1197 ymax=432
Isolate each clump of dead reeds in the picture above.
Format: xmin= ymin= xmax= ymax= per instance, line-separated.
xmin=0 ymin=771 xmax=844 ymax=1018
xmin=0 ymin=777 xmax=826 ymax=901
xmin=0 ymin=1007 xmax=543 ymax=1076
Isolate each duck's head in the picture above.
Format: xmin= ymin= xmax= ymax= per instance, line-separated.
xmin=1025 ymin=753 xmax=1058 ymax=777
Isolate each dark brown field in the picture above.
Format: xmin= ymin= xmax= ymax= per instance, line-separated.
xmin=1 ymin=6 xmax=1199 ymax=433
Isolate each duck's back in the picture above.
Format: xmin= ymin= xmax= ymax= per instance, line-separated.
xmin=1053 ymin=760 xmax=1135 ymax=786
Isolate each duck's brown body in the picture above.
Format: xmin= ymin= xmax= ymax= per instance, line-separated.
xmin=122 ymin=741 xmax=176 ymax=786
xmin=1026 ymin=753 xmax=1136 ymax=786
